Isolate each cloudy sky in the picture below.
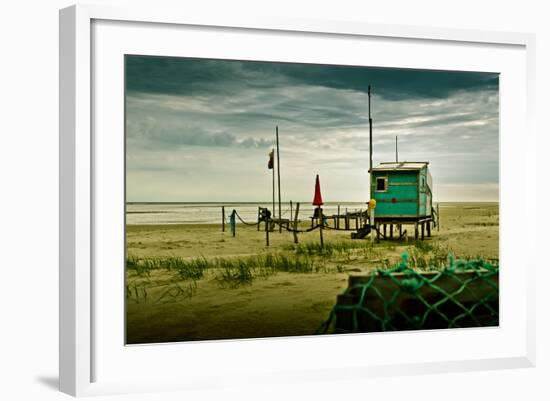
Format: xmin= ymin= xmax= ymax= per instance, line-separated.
xmin=125 ymin=56 xmax=499 ymax=203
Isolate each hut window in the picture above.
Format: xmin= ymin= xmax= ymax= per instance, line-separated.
xmin=376 ymin=177 xmax=388 ymax=192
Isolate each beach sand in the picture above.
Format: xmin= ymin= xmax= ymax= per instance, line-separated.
xmin=126 ymin=202 xmax=499 ymax=344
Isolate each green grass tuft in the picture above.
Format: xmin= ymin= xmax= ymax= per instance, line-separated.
xmin=283 ymin=240 xmax=374 ymax=256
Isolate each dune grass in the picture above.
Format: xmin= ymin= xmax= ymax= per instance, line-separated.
xmin=126 ymin=255 xmax=206 ymax=280
xmin=127 ymin=251 xmax=328 ymax=289
xmin=126 ymin=238 xmax=475 ymax=290
xmin=282 ymin=240 xmax=375 ymax=256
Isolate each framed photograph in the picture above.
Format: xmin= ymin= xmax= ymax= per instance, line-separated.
xmin=59 ymin=4 xmax=536 ymax=396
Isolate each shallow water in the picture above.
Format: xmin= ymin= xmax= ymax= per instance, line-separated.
xmin=126 ymin=202 xmax=370 ymax=225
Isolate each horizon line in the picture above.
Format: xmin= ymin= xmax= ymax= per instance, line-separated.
xmin=126 ymin=200 xmax=500 ymax=204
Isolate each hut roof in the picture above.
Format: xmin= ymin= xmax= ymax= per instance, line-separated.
xmin=371 ymin=161 xmax=429 ymax=171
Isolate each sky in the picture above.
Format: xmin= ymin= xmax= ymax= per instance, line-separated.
xmin=125 ymin=56 xmax=499 ymax=203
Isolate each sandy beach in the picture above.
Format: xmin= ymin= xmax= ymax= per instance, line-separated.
xmin=126 ymin=202 xmax=498 ymax=344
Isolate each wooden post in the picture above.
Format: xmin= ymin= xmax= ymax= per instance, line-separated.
xmin=230 ymin=210 xmax=236 ymax=237
xmin=265 ymin=211 xmax=269 ymax=246
xmin=421 ymin=222 xmax=425 ymax=240
xmin=399 ymin=224 xmax=402 ymax=237
xmin=427 ymin=220 xmax=431 ymax=237
xmin=390 ymin=224 xmax=393 ymax=239
xmin=222 ymin=206 xmax=225 ymax=232
xmin=337 ymin=205 xmax=341 ymax=229
xmin=345 ymin=208 xmax=349 ymax=230
xmin=437 ymin=203 xmax=440 ymax=231
xmin=318 ymin=207 xmax=324 ymax=247
xmin=290 ymin=200 xmax=293 ymax=226
xmin=293 ymin=202 xmax=300 ymax=244
xmin=257 ymin=207 xmax=260 ymax=231
xmin=383 ymin=224 xmax=387 ymax=238
xmin=415 ymin=223 xmax=419 ymax=240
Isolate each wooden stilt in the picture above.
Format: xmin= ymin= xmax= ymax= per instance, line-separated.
xmin=422 ymin=223 xmax=426 ymax=239
xmin=383 ymin=224 xmax=387 ymax=239
xmin=222 ymin=206 xmax=225 ymax=232
xmin=415 ymin=223 xmax=419 ymax=240
xmin=427 ymin=220 xmax=431 ymax=237
xmin=390 ymin=224 xmax=393 ymax=239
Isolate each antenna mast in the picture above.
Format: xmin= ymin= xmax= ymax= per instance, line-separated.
xmin=368 ymin=85 xmax=373 ymax=199
xmin=395 ymin=136 xmax=398 ymax=162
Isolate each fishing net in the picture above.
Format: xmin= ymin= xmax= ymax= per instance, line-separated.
xmin=317 ymin=253 xmax=499 ymax=334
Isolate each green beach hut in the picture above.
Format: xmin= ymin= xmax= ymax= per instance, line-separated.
xmin=371 ymin=161 xmax=432 ymax=218
xmin=369 ymin=161 xmax=436 ymax=239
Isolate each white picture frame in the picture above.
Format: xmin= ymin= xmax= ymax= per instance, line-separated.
xmin=59 ymin=4 xmax=536 ymax=397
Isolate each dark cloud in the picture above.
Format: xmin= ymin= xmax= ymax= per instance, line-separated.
xmin=126 ymin=55 xmax=499 ymax=101
xmin=262 ymin=62 xmax=498 ymax=101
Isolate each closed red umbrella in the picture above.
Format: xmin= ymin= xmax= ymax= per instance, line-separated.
xmin=312 ymin=174 xmax=324 ymax=206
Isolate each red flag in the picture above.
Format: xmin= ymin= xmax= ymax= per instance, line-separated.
xmin=312 ymin=174 xmax=324 ymax=206
xmin=268 ymin=149 xmax=274 ymax=169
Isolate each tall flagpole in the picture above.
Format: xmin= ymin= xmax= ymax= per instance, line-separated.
xmin=276 ymin=126 xmax=282 ymax=233
xmin=272 ymin=148 xmax=275 ymax=221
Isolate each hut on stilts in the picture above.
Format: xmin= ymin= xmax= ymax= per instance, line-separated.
xmin=352 ymin=85 xmax=439 ymax=241
xmin=369 ymin=161 xmax=438 ymax=240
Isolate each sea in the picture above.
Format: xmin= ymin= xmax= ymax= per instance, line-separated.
xmin=126 ymin=202 xmax=370 ymax=225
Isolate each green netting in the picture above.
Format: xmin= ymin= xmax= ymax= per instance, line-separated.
xmin=317 ymin=253 xmax=499 ymax=334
